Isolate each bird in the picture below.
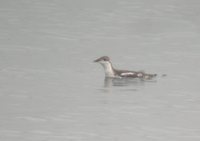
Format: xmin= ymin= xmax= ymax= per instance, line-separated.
xmin=94 ymin=56 xmax=157 ymax=79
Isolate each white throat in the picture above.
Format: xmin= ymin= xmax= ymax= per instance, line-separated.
xmin=99 ymin=61 xmax=115 ymax=77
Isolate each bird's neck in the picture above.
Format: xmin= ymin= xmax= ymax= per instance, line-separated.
xmin=101 ymin=61 xmax=115 ymax=78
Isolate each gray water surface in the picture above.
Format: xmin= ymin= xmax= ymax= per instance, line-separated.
xmin=0 ymin=0 xmax=200 ymax=141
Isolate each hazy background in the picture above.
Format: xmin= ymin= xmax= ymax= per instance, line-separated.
xmin=0 ymin=0 xmax=200 ymax=140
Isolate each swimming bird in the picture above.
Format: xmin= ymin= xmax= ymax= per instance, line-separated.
xmin=94 ymin=56 xmax=157 ymax=79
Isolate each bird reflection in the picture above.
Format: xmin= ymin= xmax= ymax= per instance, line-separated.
xmin=103 ymin=77 xmax=151 ymax=88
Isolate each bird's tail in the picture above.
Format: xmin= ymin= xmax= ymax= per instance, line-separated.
xmin=143 ymin=73 xmax=157 ymax=80
xmin=144 ymin=73 xmax=167 ymax=80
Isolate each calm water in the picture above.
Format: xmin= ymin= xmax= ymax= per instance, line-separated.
xmin=0 ymin=0 xmax=200 ymax=140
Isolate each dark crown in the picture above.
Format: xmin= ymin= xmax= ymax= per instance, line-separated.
xmin=94 ymin=56 xmax=110 ymax=62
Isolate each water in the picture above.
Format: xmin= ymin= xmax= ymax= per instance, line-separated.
xmin=0 ymin=0 xmax=200 ymax=140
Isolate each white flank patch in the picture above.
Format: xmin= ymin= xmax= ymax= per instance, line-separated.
xmin=121 ymin=72 xmax=134 ymax=76
xmin=137 ymin=73 xmax=143 ymax=77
